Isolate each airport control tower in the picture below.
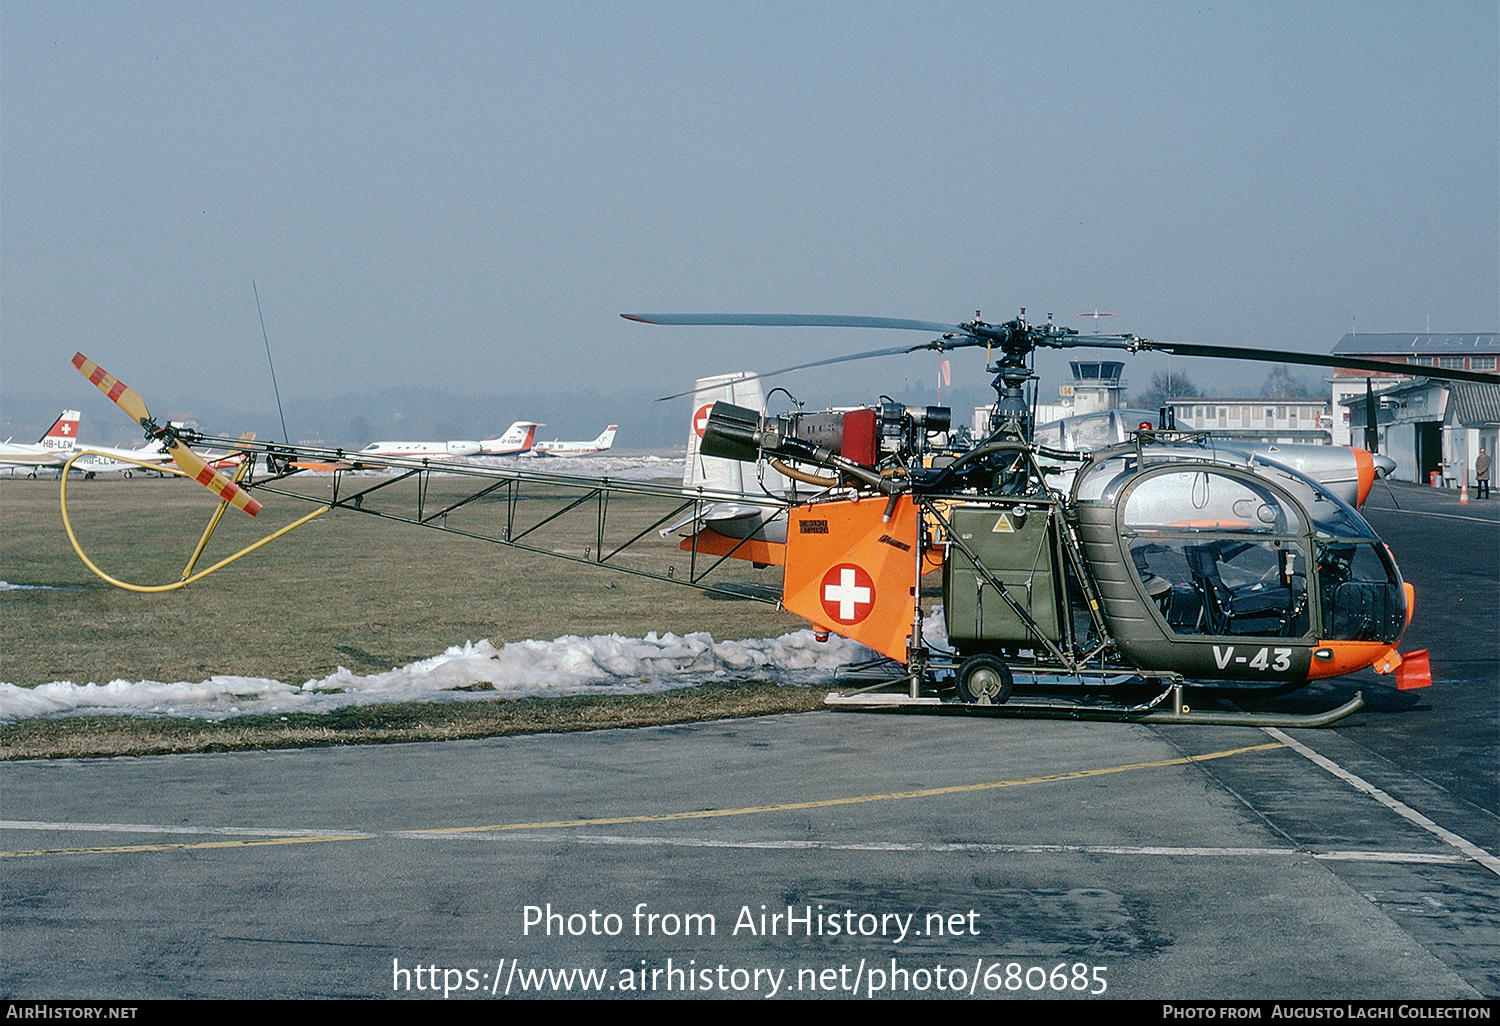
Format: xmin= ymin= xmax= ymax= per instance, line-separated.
xmin=1060 ymin=360 xmax=1128 ymax=414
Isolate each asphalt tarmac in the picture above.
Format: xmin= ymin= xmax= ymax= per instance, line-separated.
xmin=2 ymin=482 xmax=1495 ymax=1001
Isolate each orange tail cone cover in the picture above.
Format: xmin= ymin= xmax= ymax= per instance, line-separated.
xmin=783 ymin=496 xmax=920 ymax=664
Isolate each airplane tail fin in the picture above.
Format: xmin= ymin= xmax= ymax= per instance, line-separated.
xmin=39 ymin=410 xmax=82 ymax=450
xmin=595 ymin=425 xmax=618 ymax=450
xmin=684 ymin=374 xmax=786 ymax=495
xmin=485 ymin=420 xmax=541 ymax=454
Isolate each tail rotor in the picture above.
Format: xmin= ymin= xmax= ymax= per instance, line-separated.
xmin=71 ymin=353 xmax=262 ymax=516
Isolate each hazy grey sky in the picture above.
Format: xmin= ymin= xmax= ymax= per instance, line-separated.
xmin=3 ymin=2 xmax=1496 ymax=431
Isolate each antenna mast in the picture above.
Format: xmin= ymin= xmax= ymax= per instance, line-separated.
xmin=253 ymin=280 xmax=290 ymax=444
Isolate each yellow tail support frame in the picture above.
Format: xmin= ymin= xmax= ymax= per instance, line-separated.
xmin=59 ymin=447 xmax=329 ymax=592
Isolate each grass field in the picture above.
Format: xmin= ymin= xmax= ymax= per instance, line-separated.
xmin=1 ymin=471 xmax=818 ymax=757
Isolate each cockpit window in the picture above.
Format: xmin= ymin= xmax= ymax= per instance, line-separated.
xmin=1122 ymin=469 xmax=1303 ymax=535
xmin=1131 ymin=537 xmax=1310 ymax=638
xmin=1304 ymin=492 xmax=1374 ymax=540
xmin=1032 ymin=421 xmax=1063 ymax=448
xmin=1247 ymin=461 xmax=1374 ymax=540
xmin=1317 ymin=542 xmax=1404 ymax=641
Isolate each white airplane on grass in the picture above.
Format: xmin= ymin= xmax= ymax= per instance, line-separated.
xmin=353 ymin=420 xmax=540 ymax=464
xmin=0 ymin=410 xmax=81 ymax=476
xmin=533 ymin=425 xmax=618 ymax=457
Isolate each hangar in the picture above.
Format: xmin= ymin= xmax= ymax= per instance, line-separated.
xmin=1331 ymin=333 xmax=1500 ymax=486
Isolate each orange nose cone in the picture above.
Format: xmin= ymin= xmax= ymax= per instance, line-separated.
xmin=1353 ymin=447 xmax=1376 ymax=507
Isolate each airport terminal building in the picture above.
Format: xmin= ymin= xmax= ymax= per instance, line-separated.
xmin=1166 ymin=397 xmax=1330 ymax=444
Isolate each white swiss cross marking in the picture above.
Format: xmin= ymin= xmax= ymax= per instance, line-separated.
xmin=60 ymin=423 xmax=74 ymax=435
xmin=820 ymin=564 xmax=875 ymax=624
xmin=693 ymin=404 xmax=712 ymax=439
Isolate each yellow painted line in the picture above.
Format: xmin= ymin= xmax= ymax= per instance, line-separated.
xmin=1 ymin=740 xmax=1284 ymax=857
xmin=423 ymin=741 xmax=1287 ymax=835
xmin=2 ymin=834 xmax=368 ymax=858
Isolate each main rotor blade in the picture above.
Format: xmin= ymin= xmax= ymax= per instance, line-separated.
xmin=628 ymin=314 xmax=1500 ymax=394
xmin=72 ymin=353 xmax=153 ymax=427
xmin=627 ymin=314 xmax=984 ymax=400
xmin=653 ymin=342 xmax=941 ymax=401
xmin=624 ymin=313 xmax=967 ymax=334
xmin=1103 ymin=338 xmax=1500 ymax=385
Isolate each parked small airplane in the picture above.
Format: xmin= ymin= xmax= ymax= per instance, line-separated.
xmin=355 ymin=421 xmax=540 ymax=463
xmin=67 ymin=434 xmax=182 ymax=477
xmin=5 ymin=408 xmax=217 ymax=479
xmin=533 ymin=425 xmax=618 ymax=457
xmin=0 ymin=410 xmax=81 ymax=476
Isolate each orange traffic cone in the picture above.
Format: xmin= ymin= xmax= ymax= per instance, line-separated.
xmin=1396 ymin=649 xmax=1432 ymax=690
xmin=1461 ymin=473 xmax=1470 ymax=504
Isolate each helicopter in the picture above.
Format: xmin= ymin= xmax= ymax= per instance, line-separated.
xmin=62 ymin=310 xmax=1496 ymax=722
xmin=618 ymin=310 xmax=1497 ymax=716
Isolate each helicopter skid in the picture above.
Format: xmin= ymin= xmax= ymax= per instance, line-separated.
xmin=823 ymin=677 xmax=1365 ymax=727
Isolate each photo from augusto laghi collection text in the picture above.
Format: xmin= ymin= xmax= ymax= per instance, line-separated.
xmin=391 ymin=900 xmax=1112 ymax=998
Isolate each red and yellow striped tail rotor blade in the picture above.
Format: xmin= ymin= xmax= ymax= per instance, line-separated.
xmin=71 ymin=353 xmax=152 ymax=426
xmin=167 ymin=439 xmax=262 ymax=517
xmin=72 ymin=352 xmax=261 ymax=516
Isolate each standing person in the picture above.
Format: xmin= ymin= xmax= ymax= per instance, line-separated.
xmin=1476 ymin=446 xmax=1491 ymax=499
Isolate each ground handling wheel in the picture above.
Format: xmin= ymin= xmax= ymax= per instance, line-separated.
xmin=956 ymin=653 xmax=1013 ymax=705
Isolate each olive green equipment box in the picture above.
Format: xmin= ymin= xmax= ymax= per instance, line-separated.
xmin=942 ymin=502 xmax=1064 ymax=651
